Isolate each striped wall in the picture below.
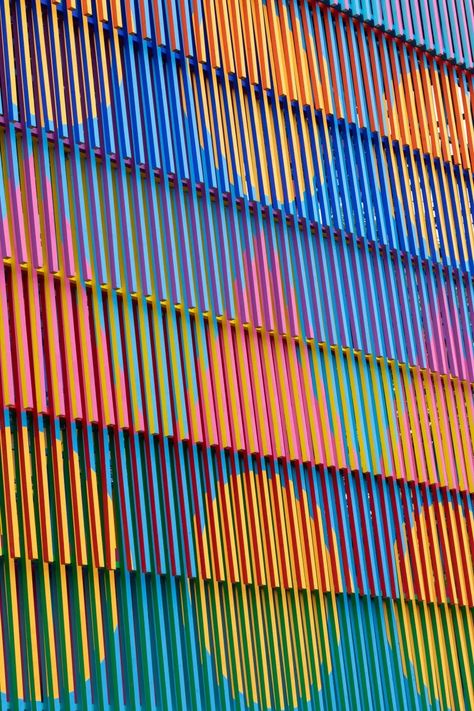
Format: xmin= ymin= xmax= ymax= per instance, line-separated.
xmin=0 ymin=0 xmax=473 ymax=709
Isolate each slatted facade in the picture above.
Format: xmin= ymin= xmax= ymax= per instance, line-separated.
xmin=0 ymin=1 xmax=473 ymax=708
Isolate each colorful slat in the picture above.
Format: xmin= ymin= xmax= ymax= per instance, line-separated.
xmin=0 ymin=0 xmax=473 ymax=708
xmin=3 ymin=267 xmax=474 ymax=491
xmin=1 ymin=411 xmax=474 ymax=608
xmin=4 ymin=132 xmax=474 ymax=380
xmin=0 ymin=562 xmax=472 ymax=710
xmin=35 ymin=0 xmax=474 ymax=71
